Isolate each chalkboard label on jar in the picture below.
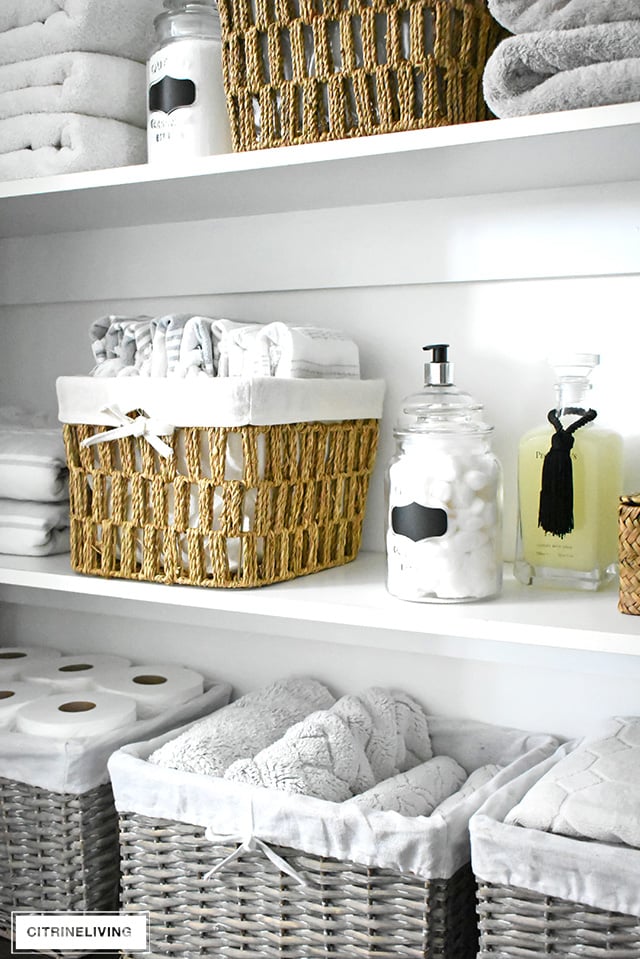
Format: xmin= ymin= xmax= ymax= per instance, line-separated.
xmin=149 ymin=76 xmax=196 ymax=115
xmin=391 ymin=503 xmax=448 ymax=542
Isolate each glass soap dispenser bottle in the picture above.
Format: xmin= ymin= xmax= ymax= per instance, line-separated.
xmin=386 ymin=344 xmax=503 ymax=603
xmin=514 ymin=353 xmax=623 ymax=590
xmin=147 ymin=0 xmax=232 ymax=161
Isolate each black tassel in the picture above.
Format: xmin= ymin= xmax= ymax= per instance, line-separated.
xmin=538 ymin=408 xmax=597 ymax=538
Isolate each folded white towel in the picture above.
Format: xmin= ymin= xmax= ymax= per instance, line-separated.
xmin=0 ymin=499 xmax=69 ymax=556
xmin=225 ymin=710 xmax=376 ymax=801
xmin=0 ymin=0 xmax=164 ymax=66
xmin=218 ymin=324 xmax=268 ymax=378
xmin=225 ymin=687 xmax=431 ymax=800
xmin=431 ymin=763 xmax=503 ymax=817
xmin=258 ymin=323 xmax=361 ymax=379
xmin=0 ymin=53 xmax=146 ymax=127
xmin=505 ymin=717 xmax=640 ymax=849
xmin=212 ymin=320 xmax=260 ymax=376
xmin=332 ymin=687 xmax=432 ymax=781
xmin=0 ymin=113 xmax=146 ymax=180
xmin=487 ymin=0 xmax=639 ymax=34
xmin=483 ymin=21 xmax=640 ymax=118
xmin=148 ymin=678 xmax=335 ymax=777
xmin=177 ymin=316 xmax=216 ymax=379
xmin=345 ymin=756 xmax=466 ymax=816
xmin=0 ymin=425 xmax=68 ymax=502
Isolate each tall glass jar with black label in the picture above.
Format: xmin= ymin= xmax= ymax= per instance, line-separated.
xmin=386 ymin=345 xmax=503 ymax=603
xmin=147 ymin=0 xmax=232 ymax=161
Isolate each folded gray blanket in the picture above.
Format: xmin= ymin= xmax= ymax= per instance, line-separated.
xmin=488 ymin=0 xmax=639 ymax=34
xmin=148 ymin=678 xmax=335 ymax=776
xmin=483 ymin=21 xmax=640 ymax=118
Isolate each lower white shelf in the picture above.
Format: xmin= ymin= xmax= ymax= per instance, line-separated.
xmin=0 ymin=551 xmax=637 ymax=658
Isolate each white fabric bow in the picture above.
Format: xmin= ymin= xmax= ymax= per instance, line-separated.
xmin=79 ymin=405 xmax=175 ymax=458
xmin=203 ymin=827 xmax=312 ymax=887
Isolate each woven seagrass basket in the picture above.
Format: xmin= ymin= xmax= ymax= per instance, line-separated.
xmin=476 ymin=880 xmax=640 ymax=958
xmin=0 ymin=779 xmax=118 ymax=935
xmin=118 ymin=814 xmax=479 ymax=959
xmin=619 ymin=492 xmax=640 ymax=615
xmin=63 ymin=418 xmax=379 ymax=588
xmin=218 ymin=0 xmax=506 ymax=151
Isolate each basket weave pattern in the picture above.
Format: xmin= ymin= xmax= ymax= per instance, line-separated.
xmin=63 ymin=418 xmax=378 ymax=588
xmin=218 ymin=0 xmax=505 ymax=151
xmin=119 ymin=811 xmax=479 ymax=958
xmin=476 ymin=880 xmax=640 ymax=957
xmin=619 ymin=493 xmax=640 ymax=615
xmin=0 ymin=779 xmax=119 ymax=929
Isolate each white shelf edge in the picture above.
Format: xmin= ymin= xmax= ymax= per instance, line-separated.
xmin=2 ymin=102 xmax=640 ymax=236
xmin=0 ymin=551 xmax=637 ymax=658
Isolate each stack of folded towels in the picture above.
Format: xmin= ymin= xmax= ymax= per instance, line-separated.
xmin=150 ymin=678 xmax=503 ymax=814
xmin=0 ymin=406 xmax=70 ymax=556
xmin=483 ymin=0 xmax=640 ymax=117
xmin=90 ymin=313 xmax=362 ymax=380
xmin=0 ymin=0 xmax=163 ymax=181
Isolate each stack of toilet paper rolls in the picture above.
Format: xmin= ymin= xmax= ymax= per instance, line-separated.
xmin=0 ymin=646 xmax=205 ymax=738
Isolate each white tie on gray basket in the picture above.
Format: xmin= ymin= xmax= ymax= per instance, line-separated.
xmin=78 ymin=405 xmax=175 ymax=458
xmin=203 ymin=826 xmax=312 ymax=886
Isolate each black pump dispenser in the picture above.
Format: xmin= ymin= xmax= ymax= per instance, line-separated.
xmin=423 ymin=343 xmax=453 ymax=387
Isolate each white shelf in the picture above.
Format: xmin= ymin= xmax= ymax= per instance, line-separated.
xmin=0 ymin=551 xmax=637 ymax=658
xmin=1 ymin=103 xmax=640 ymax=237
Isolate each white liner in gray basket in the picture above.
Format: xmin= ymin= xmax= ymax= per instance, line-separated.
xmin=470 ymin=741 xmax=640 ymax=919
xmin=109 ymin=715 xmax=557 ymax=881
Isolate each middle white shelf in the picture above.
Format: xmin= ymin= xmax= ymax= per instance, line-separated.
xmin=0 ymin=551 xmax=636 ymax=660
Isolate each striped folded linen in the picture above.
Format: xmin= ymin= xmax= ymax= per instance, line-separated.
xmin=0 ymin=423 xmax=67 ymax=502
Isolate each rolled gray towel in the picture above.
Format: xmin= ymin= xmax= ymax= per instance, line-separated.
xmin=483 ymin=21 xmax=640 ymax=118
xmin=225 ymin=711 xmax=376 ymax=801
xmin=148 ymin=677 xmax=335 ymax=776
xmin=431 ymin=763 xmax=503 ymax=817
xmin=331 ymin=687 xmax=432 ymax=781
xmin=345 ymin=756 xmax=466 ymax=817
xmin=488 ymin=0 xmax=640 ymax=34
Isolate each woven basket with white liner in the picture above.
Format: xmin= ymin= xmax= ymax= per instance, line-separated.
xmin=56 ymin=376 xmax=384 ymax=588
xmin=619 ymin=493 xmax=640 ymax=615
xmin=471 ymin=742 xmax=640 ymax=957
xmin=108 ymin=716 xmax=556 ymax=959
xmin=219 ymin=0 xmax=506 ymax=151
xmin=0 ymin=681 xmax=230 ymax=934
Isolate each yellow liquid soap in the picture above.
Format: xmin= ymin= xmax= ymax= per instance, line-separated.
xmin=515 ymin=422 xmax=623 ymax=589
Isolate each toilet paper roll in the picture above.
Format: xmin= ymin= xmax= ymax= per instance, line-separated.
xmin=20 ymin=654 xmax=132 ymax=691
xmin=15 ymin=691 xmax=137 ymax=740
xmin=0 ymin=646 xmax=62 ymax=681
xmin=0 ymin=680 xmax=53 ymax=728
xmin=94 ymin=663 xmax=205 ymax=717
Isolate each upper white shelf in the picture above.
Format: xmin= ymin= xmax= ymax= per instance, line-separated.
xmin=0 ymin=551 xmax=638 ymax=661
xmin=2 ymin=103 xmax=640 ymax=238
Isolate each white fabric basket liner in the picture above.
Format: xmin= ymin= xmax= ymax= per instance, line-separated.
xmin=0 ymin=681 xmax=231 ymax=795
xmin=471 ymin=741 xmax=640 ymax=919
xmin=109 ymin=715 xmax=556 ymax=882
xmin=56 ymin=376 xmax=386 ymax=428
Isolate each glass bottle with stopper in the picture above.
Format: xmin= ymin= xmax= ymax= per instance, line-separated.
xmin=514 ymin=353 xmax=623 ymax=590
xmin=386 ymin=343 xmax=503 ymax=603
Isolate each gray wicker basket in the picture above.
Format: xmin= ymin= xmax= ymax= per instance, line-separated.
xmin=0 ymin=778 xmax=118 ymax=932
xmin=118 ymin=812 xmax=479 ymax=959
xmin=476 ymin=879 xmax=640 ymax=958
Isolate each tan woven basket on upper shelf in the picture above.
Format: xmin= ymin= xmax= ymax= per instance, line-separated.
xmin=63 ymin=418 xmax=379 ymax=589
xmin=218 ymin=0 xmax=506 ymax=151
xmin=618 ymin=492 xmax=640 ymax=615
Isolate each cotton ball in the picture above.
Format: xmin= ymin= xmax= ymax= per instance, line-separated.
xmin=465 ymin=468 xmax=490 ymax=492
xmin=429 ymin=479 xmax=452 ymax=504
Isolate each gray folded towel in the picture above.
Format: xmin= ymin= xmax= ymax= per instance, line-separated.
xmin=431 ymin=763 xmax=503 ymax=817
xmin=488 ymin=0 xmax=640 ymax=34
xmin=148 ymin=678 xmax=335 ymax=777
xmin=346 ymin=756 xmax=466 ymax=816
xmin=224 ymin=687 xmax=432 ymax=801
xmin=225 ymin=711 xmax=376 ymax=801
xmin=483 ymin=21 xmax=640 ymax=118
xmin=0 ymin=113 xmax=146 ymax=181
